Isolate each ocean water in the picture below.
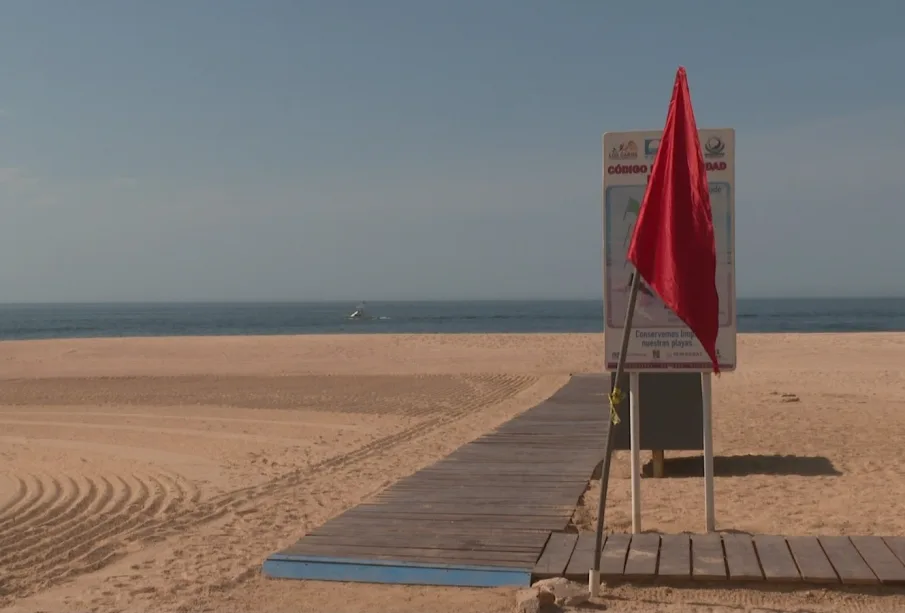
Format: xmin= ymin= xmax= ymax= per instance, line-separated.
xmin=0 ymin=299 xmax=904 ymax=341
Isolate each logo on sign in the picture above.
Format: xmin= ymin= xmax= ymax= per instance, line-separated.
xmin=704 ymin=136 xmax=725 ymax=158
xmin=608 ymin=141 xmax=638 ymax=160
xmin=652 ymin=349 xmax=661 ymax=359
xmin=644 ymin=138 xmax=660 ymax=159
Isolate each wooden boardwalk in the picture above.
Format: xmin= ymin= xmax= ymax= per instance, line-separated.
xmin=264 ymin=374 xmax=611 ymax=587
xmin=536 ymin=532 xmax=905 ymax=586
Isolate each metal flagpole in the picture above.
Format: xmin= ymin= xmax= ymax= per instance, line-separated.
xmin=590 ymin=270 xmax=642 ymax=596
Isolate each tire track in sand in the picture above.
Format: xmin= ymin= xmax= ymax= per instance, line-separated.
xmin=0 ymin=471 xmax=199 ymax=601
xmin=130 ymin=374 xmax=540 ymax=539
xmin=0 ymin=374 xmax=550 ymax=603
xmin=114 ymin=373 xmax=545 ymax=569
xmin=0 ymin=475 xmax=28 ymax=516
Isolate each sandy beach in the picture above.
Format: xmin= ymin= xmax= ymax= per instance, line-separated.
xmin=2 ymin=332 xmax=905 ymax=613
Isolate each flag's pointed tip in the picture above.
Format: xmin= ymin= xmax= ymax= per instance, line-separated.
xmin=673 ymin=67 xmax=691 ymax=96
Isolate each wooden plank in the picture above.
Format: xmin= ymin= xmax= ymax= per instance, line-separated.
xmin=282 ymin=543 xmax=539 ymax=566
xmin=657 ymin=534 xmax=690 ymax=579
xmin=280 ymin=551 xmax=538 ymax=569
xmin=426 ymin=466 xmax=593 ymax=475
xmin=850 ymin=536 xmax=905 ymax=585
xmin=372 ymin=494 xmax=579 ymax=503
xmin=533 ymin=533 xmax=578 ymax=579
xmin=450 ymin=439 xmax=600 ymax=446
xmin=473 ymin=428 xmax=600 ymax=432
xmin=818 ymin=536 xmax=878 ymax=585
xmin=326 ymin=519 xmax=560 ymax=531
xmin=366 ymin=495 xmax=571 ymax=506
xmin=394 ymin=474 xmax=589 ymax=483
xmin=361 ymin=507 xmax=572 ymax=518
xmin=498 ymin=414 xmax=602 ymax=421
xmin=315 ymin=516 xmax=569 ymax=531
xmin=439 ymin=458 xmax=597 ymax=465
xmin=301 ymin=537 xmax=542 ymax=553
xmin=494 ymin=422 xmax=604 ymax=427
xmin=721 ymin=534 xmax=763 ymax=581
xmin=426 ymin=466 xmax=595 ymax=473
xmin=476 ymin=439 xmax=600 ymax=444
xmin=440 ymin=457 xmax=595 ymax=465
xmin=300 ymin=534 xmax=546 ymax=553
xmin=386 ymin=474 xmax=586 ymax=483
xmin=391 ymin=470 xmax=596 ymax=480
xmin=372 ymin=495 xmax=580 ymax=506
xmin=309 ymin=524 xmax=545 ymax=540
xmin=883 ymin=537 xmax=905 ymax=567
xmin=691 ymin=533 xmax=726 ymax=580
xmin=483 ymin=436 xmax=599 ymax=442
xmin=492 ymin=418 xmax=592 ymax=424
xmin=752 ymin=535 xmax=799 ymax=582
xmin=352 ymin=503 xmax=573 ymax=517
xmin=478 ymin=434 xmax=601 ymax=440
xmin=451 ymin=430 xmax=597 ymax=436
xmin=307 ymin=529 xmax=545 ymax=546
xmin=466 ymin=444 xmax=600 ymax=451
xmin=564 ymin=533 xmax=601 ymax=580
xmin=409 ymin=462 xmax=595 ymax=470
xmin=623 ymin=533 xmax=660 ymax=579
xmin=448 ymin=448 xmax=600 ymax=456
xmin=599 ymin=533 xmax=631 ymax=578
xmin=375 ymin=489 xmax=584 ymax=500
xmin=382 ymin=487 xmax=585 ymax=495
xmin=787 ymin=536 xmax=837 ymax=583
xmin=325 ymin=513 xmax=567 ymax=530
xmin=387 ymin=468 xmax=586 ymax=476
xmin=325 ymin=512 xmax=559 ymax=525
xmin=385 ymin=477 xmax=588 ymax=487
xmin=413 ymin=470 xmax=590 ymax=478
xmin=346 ymin=510 xmax=570 ymax=521
xmin=373 ymin=492 xmax=584 ymax=502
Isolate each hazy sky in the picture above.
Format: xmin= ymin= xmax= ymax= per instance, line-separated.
xmin=1 ymin=1 xmax=903 ymax=302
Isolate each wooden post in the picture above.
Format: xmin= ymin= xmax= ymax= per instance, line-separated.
xmin=651 ymin=450 xmax=665 ymax=478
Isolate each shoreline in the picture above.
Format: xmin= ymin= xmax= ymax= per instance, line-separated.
xmin=4 ymin=299 xmax=905 ymax=342
xmin=4 ymin=329 xmax=905 ymax=343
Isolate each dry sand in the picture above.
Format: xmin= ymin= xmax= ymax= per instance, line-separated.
xmin=1 ymin=332 xmax=905 ymax=613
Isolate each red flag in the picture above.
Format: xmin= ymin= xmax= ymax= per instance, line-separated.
xmin=626 ymin=67 xmax=721 ymax=373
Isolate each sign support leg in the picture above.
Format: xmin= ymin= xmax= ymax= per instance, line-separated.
xmin=629 ymin=372 xmax=641 ymax=534
xmin=702 ymin=372 xmax=715 ymax=532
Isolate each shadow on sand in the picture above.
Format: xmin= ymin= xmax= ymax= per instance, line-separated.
xmin=641 ymin=454 xmax=841 ymax=478
xmin=601 ymin=578 xmax=905 ymax=608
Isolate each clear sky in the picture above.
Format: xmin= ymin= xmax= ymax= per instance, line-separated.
xmin=1 ymin=1 xmax=903 ymax=302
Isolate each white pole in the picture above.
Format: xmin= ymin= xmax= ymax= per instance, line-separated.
xmin=629 ymin=372 xmax=641 ymax=534
xmin=588 ymin=570 xmax=600 ymax=597
xmin=701 ymin=372 xmax=715 ymax=532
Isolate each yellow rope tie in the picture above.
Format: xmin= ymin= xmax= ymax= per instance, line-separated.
xmin=608 ymin=387 xmax=623 ymax=425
